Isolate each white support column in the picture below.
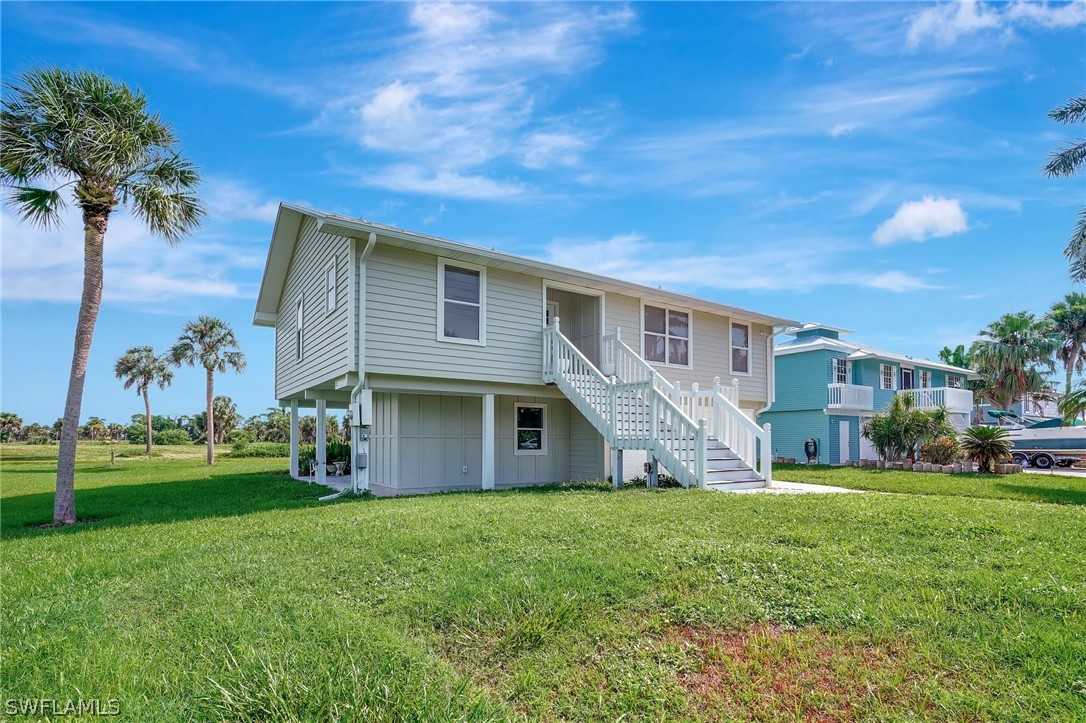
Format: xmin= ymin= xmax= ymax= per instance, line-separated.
xmin=315 ymin=398 xmax=327 ymax=486
xmin=289 ymin=400 xmax=300 ymax=479
xmin=482 ymin=393 xmax=495 ymax=490
xmin=611 ymin=447 xmax=624 ymax=489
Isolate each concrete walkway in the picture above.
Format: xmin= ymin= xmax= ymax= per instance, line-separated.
xmin=728 ymin=480 xmax=863 ymax=495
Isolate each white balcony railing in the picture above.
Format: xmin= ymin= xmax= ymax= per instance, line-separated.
xmin=900 ymin=387 xmax=973 ymax=413
xmin=827 ymin=383 xmax=874 ymax=410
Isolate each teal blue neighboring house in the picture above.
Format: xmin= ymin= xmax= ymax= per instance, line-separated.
xmin=760 ymin=324 xmax=979 ymax=464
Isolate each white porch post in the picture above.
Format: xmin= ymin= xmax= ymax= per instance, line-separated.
xmin=482 ymin=393 xmax=495 ymax=490
xmin=315 ymin=398 xmax=327 ymax=486
xmin=611 ymin=447 xmax=623 ymax=489
xmin=289 ymin=400 xmax=300 ymax=479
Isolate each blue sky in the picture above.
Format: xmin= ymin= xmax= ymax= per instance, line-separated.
xmin=2 ymin=1 xmax=1084 ymax=425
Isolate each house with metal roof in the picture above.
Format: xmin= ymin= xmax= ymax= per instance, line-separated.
xmin=253 ymin=203 xmax=797 ymax=495
xmin=759 ymin=324 xmax=979 ymax=464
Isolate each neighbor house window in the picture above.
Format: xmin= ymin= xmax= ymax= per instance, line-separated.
xmin=295 ymin=298 xmax=304 ymax=361
xmin=832 ymin=358 xmax=849 ymax=384
xmin=920 ymin=370 xmax=932 ymax=388
xmin=947 ymin=375 xmax=963 ymax=389
xmin=880 ymin=364 xmax=895 ymax=390
xmin=325 ymin=258 xmax=337 ymax=314
xmin=514 ymin=403 xmax=547 ymax=456
xmin=731 ymin=322 xmax=751 ymax=375
xmin=438 ymin=259 xmax=486 ymax=344
xmin=643 ymin=305 xmax=690 ymax=366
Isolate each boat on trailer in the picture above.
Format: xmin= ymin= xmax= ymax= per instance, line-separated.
xmin=986 ymin=410 xmax=1086 ymax=469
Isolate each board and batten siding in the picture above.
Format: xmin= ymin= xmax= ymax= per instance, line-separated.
xmin=604 ymin=292 xmax=771 ymax=406
xmin=364 ymin=246 xmax=546 ymax=386
xmin=772 ymin=350 xmax=835 ymax=412
xmin=367 ymin=392 xmax=601 ymax=493
xmin=274 ymin=217 xmax=352 ymax=399
xmin=757 ymin=409 xmax=829 ymax=463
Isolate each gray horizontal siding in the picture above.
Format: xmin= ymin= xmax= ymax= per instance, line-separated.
xmin=274 ymin=217 xmax=352 ymax=398
xmin=365 ymin=246 xmax=546 ymax=386
xmin=605 ymin=292 xmax=771 ymax=406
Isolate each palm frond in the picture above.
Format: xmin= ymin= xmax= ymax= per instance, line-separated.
xmin=1043 ymin=139 xmax=1086 ymax=178
xmin=5 ymin=185 xmax=63 ymax=228
xmin=1066 ymin=208 xmax=1086 ymax=282
xmin=1048 ymin=95 xmax=1086 ymax=125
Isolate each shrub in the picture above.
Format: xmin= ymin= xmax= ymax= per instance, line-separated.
xmin=920 ymin=437 xmax=961 ymax=465
xmin=961 ymin=425 xmax=1013 ymax=473
xmin=153 ymin=429 xmax=194 ymax=446
xmin=228 ymin=443 xmax=292 ymax=458
xmin=226 ymin=430 xmax=252 ymax=447
xmin=126 ymin=423 xmax=146 ymax=445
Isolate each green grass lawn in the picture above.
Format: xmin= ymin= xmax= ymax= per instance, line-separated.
xmin=2 ymin=444 xmax=1084 ymax=721
xmin=775 ymin=463 xmax=1086 ymax=505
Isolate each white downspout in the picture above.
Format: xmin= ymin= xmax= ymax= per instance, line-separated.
xmin=349 ymin=232 xmax=377 ymax=494
xmin=754 ymin=328 xmax=779 ymax=418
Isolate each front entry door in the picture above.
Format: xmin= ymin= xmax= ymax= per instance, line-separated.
xmin=901 ymin=368 xmax=914 ymax=390
xmin=838 ymin=420 xmax=850 ymax=464
xmin=545 ymin=301 xmax=559 ymax=326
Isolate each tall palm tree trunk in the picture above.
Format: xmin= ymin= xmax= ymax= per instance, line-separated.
xmin=55 ymin=210 xmax=108 ymax=524
xmin=143 ymin=388 xmax=153 ymax=456
xmin=206 ymin=368 xmax=215 ymax=465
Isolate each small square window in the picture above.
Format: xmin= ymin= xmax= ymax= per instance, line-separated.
xmin=643 ymin=304 xmax=690 ymax=366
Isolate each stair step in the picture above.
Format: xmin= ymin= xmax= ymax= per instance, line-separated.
xmin=705 ymin=479 xmax=766 ymax=491
xmin=705 ymin=468 xmax=762 ymax=482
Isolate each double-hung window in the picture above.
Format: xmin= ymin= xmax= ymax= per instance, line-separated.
xmin=832 ymin=357 xmax=849 ymax=384
xmin=643 ymin=304 xmax=690 ymax=366
xmin=919 ymin=370 xmax=932 ymax=389
xmin=880 ymin=363 xmax=895 ymax=390
xmin=731 ymin=322 xmax=751 ymax=375
xmin=947 ymin=375 xmax=963 ymax=389
xmin=325 ymin=257 xmax=337 ymax=314
xmin=295 ymin=298 xmax=304 ymax=361
xmin=438 ymin=259 xmax=486 ymax=344
xmin=514 ymin=403 xmax=547 ymax=455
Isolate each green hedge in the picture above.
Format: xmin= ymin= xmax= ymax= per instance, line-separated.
xmin=228 ymin=443 xmax=291 ymax=458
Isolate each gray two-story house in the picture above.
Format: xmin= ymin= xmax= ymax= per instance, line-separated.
xmin=253 ymin=204 xmax=796 ymax=495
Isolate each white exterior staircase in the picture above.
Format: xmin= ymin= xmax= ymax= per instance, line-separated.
xmin=542 ymin=319 xmax=772 ymax=490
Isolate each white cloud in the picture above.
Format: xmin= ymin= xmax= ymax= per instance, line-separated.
xmin=538 ymin=232 xmax=934 ymax=295
xmin=203 ymin=178 xmax=281 ymax=224
xmin=907 ymin=0 xmax=1085 ymax=49
xmin=522 ymin=131 xmax=589 ymax=169
xmin=830 ymin=122 xmax=858 ymax=137
xmin=0 ymin=207 xmax=258 ymax=304
xmin=872 ymin=196 xmax=969 ymax=245
xmin=360 ymin=165 xmax=526 ymax=200
xmin=865 ymin=271 xmax=934 ymax=292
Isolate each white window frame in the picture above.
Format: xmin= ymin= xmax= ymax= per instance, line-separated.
xmin=832 ymin=357 xmax=850 ymax=385
xmin=294 ymin=297 xmax=304 ymax=362
xmin=513 ymin=402 xmax=547 ymax=456
xmin=640 ymin=301 xmax=693 ymax=369
xmin=880 ymin=363 xmax=896 ymax=391
xmin=730 ymin=321 xmax=752 ymax=376
xmin=437 ymin=258 xmax=487 ymax=346
xmin=325 ymin=257 xmax=337 ymax=315
xmin=919 ymin=370 xmax=932 ymax=389
xmin=947 ymin=375 xmax=963 ymax=389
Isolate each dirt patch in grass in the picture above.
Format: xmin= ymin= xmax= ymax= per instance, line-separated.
xmin=31 ymin=517 xmax=101 ymax=530
xmin=667 ymin=623 xmax=939 ymax=722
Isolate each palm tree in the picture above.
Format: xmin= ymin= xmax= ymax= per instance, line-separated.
xmin=0 ymin=412 xmax=24 ymax=442
xmin=1 ymin=68 xmax=203 ymax=524
xmin=970 ymin=312 xmax=1058 ymax=410
xmin=168 ymin=317 xmax=246 ymax=464
xmin=937 ymin=344 xmax=972 ymax=369
xmin=960 ymin=425 xmax=1013 ymax=473
xmin=1043 ymin=95 xmax=1086 ymax=280
xmin=860 ymin=394 xmax=956 ymax=462
xmin=1045 ymin=292 xmax=1086 ymax=397
xmin=114 ymin=346 xmax=174 ymax=455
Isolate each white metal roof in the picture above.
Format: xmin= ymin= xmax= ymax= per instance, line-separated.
xmin=776 ymin=334 xmax=979 ymax=378
xmin=254 ymin=203 xmax=800 ymax=328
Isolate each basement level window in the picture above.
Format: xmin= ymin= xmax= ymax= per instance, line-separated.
xmin=514 ymin=403 xmax=547 ymax=456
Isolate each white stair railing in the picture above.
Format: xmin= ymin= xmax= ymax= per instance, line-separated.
xmin=551 ymin=321 xmax=771 ymax=486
